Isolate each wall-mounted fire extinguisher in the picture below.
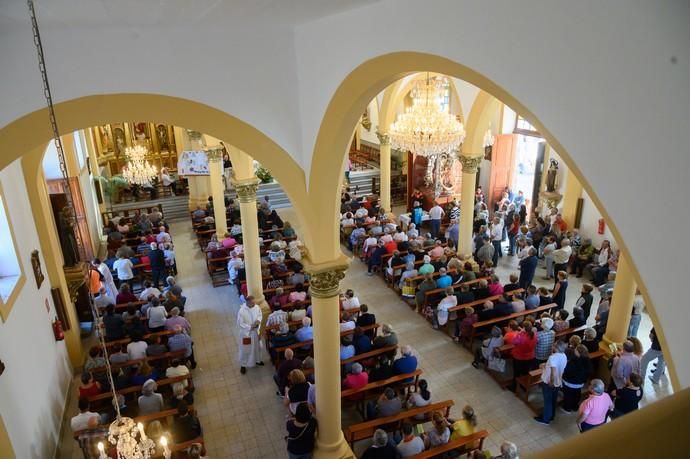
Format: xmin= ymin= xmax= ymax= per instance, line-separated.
xmin=52 ymin=317 xmax=64 ymax=341
xmin=598 ymin=218 xmax=606 ymax=235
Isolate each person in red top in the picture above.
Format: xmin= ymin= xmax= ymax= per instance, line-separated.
xmin=503 ymin=320 xmax=520 ymax=344
xmin=116 ymin=283 xmax=137 ymax=304
xmin=384 ymin=239 xmax=398 ymax=254
xmin=343 ymin=362 xmax=369 ymax=400
xmin=511 ymin=321 xmax=538 ymax=390
xmin=455 ymin=307 xmax=478 ymax=342
xmin=78 ymin=372 xmax=102 ymax=399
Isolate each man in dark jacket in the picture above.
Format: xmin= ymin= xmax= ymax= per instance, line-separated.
xmin=148 ymin=243 xmax=167 ymax=288
xmin=518 ymin=247 xmax=538 ymax=289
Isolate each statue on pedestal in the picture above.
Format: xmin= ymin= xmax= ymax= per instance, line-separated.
xmin=546 ymin=158 xmax=559 ymax=192
xmin=57 ymin=207 xmax=80 ymax=267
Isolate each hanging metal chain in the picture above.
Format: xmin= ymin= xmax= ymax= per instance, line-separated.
xmin=27 ymin=0 xmax=86 ymax=261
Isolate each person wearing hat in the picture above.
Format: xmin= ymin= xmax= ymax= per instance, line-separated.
xmin=138 ymin=379 xmax=164 ymax=415
xmin=148 ymin=242 xmax=167 ymax=289
xmin=535 ymin=317 xmax=556 ymax=364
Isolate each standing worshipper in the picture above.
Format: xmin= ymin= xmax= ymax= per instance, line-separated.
xmin=237 ymin=296 xmax=264 ymax=374
xmin=148 ymin=243 xmax=167 ymax=289
xmin=518 ymin=247 xmax=538 ymax=289
xmin=93 ymin=258 xmax=118 ymax=299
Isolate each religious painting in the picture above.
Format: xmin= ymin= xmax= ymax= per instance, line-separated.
xmin=112 ymin=126 xmax=126 ymax=155
xmin=31 ymin=250 xmax=44 ymax=289
xmin=178 ymin=150 xmax=210 ymax=175
xmin=409 ymin=152 xmax=462 ymax=210
xmin=98 ymin=125 xmax=113 ymax=152
xmin=156 ymin=123 xmax=170 ymax=150
xmin=132 ymin=122 xmax=150 ymax=142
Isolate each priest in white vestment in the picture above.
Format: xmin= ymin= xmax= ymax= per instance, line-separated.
xmin=237 ymin=296 xmax=264 ymax=373
xmin=94 ymin=259 xmax=118 ymax=299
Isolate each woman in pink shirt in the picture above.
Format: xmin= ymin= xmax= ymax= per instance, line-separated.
xmin=577 ymin=379 xmax=613 ymax=432
xmin=342 ymin=363 xmax=369 ymax=400
xmin=487 ymin=275 xmax=504 ymax=296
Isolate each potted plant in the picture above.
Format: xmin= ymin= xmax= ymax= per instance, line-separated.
xmin=94 ymin=175 xmax=129 ymax=204
xmin=255 ymin=165 xmax=273 ymax=184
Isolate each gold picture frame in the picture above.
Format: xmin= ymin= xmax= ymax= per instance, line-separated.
xmin=31 ymin=250 xmax=44 ymax=289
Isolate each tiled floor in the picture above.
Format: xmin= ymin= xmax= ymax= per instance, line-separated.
xmin=57 ymin=212 xmax=672 ymax=458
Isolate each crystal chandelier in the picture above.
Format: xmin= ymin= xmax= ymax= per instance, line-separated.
xmin=389 ymin=75 xmax=466 ymax=157
xmin=122 ymin=145 xmax=158 ymax=186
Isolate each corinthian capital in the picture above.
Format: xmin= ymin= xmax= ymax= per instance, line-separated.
xmin=458 ymin=155 xmax=483 ymax=174
xmin=376 ymin=131 xmax=391 ymax=146
xmin=232 ymin=177 xmax=260 ymax=203
xmin=306 ymin=267 xmax=347 ymax=298
xmin=206 ymin=147 xmax=223 ymax=162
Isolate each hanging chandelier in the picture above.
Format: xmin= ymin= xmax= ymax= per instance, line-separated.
xmin=389 ymin=75 xmax=466 ymax=157
xmin=122 ymin=145 xmax=158 ymax=186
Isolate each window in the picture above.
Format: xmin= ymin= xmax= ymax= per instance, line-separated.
xmin=0 ymin=188 xmax=25 ymax=320
xmin=514 ymin=115 xmax=542 ymax=137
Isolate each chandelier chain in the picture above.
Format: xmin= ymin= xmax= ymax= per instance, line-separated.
xmin=27 ymin=0 xmax=86 ymax=260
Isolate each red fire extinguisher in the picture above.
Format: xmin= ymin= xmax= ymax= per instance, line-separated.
xmin=52 ymin=317 xmax=65 ymax=341
xmin=597 ymin=218 xmax=606 ymax=235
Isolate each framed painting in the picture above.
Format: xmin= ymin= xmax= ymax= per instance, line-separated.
xmin=31 ymin=250 xmax=44 ymax=289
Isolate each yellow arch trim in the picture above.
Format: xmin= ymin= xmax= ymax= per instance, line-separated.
xmin=309 ymin=51 xmax=679 ymax=388
xmin=463 ymin=90 xmax=501 ymax=156
xmin=0 ymin=93 xmax=314 ymax=249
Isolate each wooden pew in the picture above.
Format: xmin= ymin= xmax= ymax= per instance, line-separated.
xmin=515 ymin=349 xmax=605 ymax=413
xmin=87 ymin=374 xmax=193 ymax=407
xmin=104 ymin=330 xmax=176 ymax=351
xmin=344 ymin=400 xmax=455 ymax=446
xmin=423 ymin=277 xmax=490 ymax=309
xmin=341 ymin=369 xmax=423 ymax=416
xmin=89 ymin=350 xmax=186 ymax=375
xmin=407 ymin=431 xmax=489 ymax=459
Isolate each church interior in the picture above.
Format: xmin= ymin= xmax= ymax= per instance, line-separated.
xmin=0 ymin=1 xmax=688 ymax=458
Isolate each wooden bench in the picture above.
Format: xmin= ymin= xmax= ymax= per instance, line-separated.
xmin=104 ymin=330 xmax=176 ymax=350
xmin=515 ymin=349 xmax=605 ymax=413
xmin=87 ymin=374 xmax=194 ymax=407
xmin=89 ymin=350 xmax=186 ymax=375
xmin=407 ymin=430 xmax=489 ymax=459
xmin=341 ymin=369 xmax=422 ymax=416
xmin=344 ymin=400 xmax=454 ymax=446
xmin=423 ymin=277 xmax=490 ymax=309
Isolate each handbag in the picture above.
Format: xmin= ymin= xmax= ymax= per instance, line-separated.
xmin=487 ymin=356 xmax=506 ymax=373
xmin=242 ymin=336 xmax=251 ymax=345
xmin=402 ymin=284 xmax=416 ymax=297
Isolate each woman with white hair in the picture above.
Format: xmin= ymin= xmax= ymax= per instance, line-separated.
xmin=418 ymin=255 xmax=434 ymax=275
xmin=407 ymin=222 xmax=419 ymax=239
xmin=361 ymin=429 xmax=397 ymax=458
xmin=398 ymin=261 xmax=419 ymax=292
xmin=138 ymin=379 xmax=164 ymax=415
xmin=494 ymin=441 xmax=519 ymax=459
xmin=576 ymin=378 xmax=614 ymax=432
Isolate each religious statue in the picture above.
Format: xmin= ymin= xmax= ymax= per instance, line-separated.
xmin=156 ymin=124 xmax=169 ymax=150
xmin=57 ymin=207 xmax=80 ymax=267
xmin=546 ymin=158 xmax=559 ymax=192
xmin=360 ymin=109 xmax=372 ymax=131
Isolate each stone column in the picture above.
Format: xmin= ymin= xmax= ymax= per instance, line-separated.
xmin=602 ymin=253 xmax=637 ymax=349
xmin=377 ymin=131 xmax=392 ymax=212
xmin=457 ymin=154 xmax=483 ymax=256
xmin=233 ymin=177 xmax=269 ymax=317
xmin=561 ymin=168 xmax=583 ymax=228
xmin=206 ymin=147 xmax=228 ymax=238
xmin=304 ymin=257 xmax=353 ymax=459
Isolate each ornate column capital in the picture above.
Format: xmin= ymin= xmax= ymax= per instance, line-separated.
xmin=206 ymin=146 xmax=223 ymax=162
xmin=458 ymin=154 xmax=483 ymax=174
xmin=232 ymin=177 xmax=260 ymax=203
xmin=376 ymin=131 xmax=391 ymax=146
xmin=303 ymin=254 xmax=351 ymax=299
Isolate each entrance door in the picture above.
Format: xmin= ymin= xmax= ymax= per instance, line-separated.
xmin=488 ymin=134 xmax=517 ymax=210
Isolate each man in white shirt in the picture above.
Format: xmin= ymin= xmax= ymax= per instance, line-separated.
xmin=156 ymin=226 xmax=171 ymax=244
xmin=534 ymin=340 xmax=567 ymax=425
xmin=70 ymin=399 xmax=100 ymax=432
xmin=552 ymin=239 xmax=572 ymax=276
xmin=435 ymin=287 xmax=457 ymax=329
xmin=93 ymin=287 xmax=115 ymax=310
xmin=628 ymin=291 xmax=646 ymax=337
xmin=339 ymin=312 xmax=356 ymax=332
xmin=396 ymin=423 xmax=425 ymax=457
xmin=139 ymin=281 xmax=161 ymax=301
xmin=127 ymin=335 xmax=149 ymax=360
xmin=490 ymin=217 xmax=504 ymax=267
xmin=354 ymin=206 xmax=369 ymax=220
xmin=113 ymin=255 xmax=134 ymax=287
xmin=428 ymin=202 xmax=445 ymax=238
xmin=341 ymin=289 xmax=361 ymax=310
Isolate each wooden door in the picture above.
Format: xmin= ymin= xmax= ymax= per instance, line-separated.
xmin=488 ymin=134 xmax=517 ymax=210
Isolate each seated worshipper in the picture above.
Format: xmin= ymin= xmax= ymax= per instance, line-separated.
xmin=340 ymin=336 xmax=356 ymax=370
xmin=415 ymin=274 xmax=437 ymax=311
xmin=434 ymin=287 xmax=457 ymax=330
xmin=477 ymin=301 xmax=497 ymax=322
xmin=139 ymin=281 xmax=161 ymax=301
xmin=418 ymin=255 xmax=435 ymax=275
xmin=535 ymin=318 xmax=556 ymax=364
xmin=352 ymin=326 xmax=373 ymax=354
xmin=553 ymin=309 xmax=570 ymax=332
xmin=166 ymin=358 xmax=191 ymax=393
xmin=274 ymin=348 xmax=302 ymax=395
xmin=109 ymin=343 xmax=130 ymax=364
xmin=472 ymin=326 xmax=504 ymax=369
xmin=172 ymin=402 xmax=202 ymax=443
xmin=103 ymin=304 xmax=125 ymax=341
xmin=227 ymin=254 xmax=244 ymax=285
xmin=146 ymin=335 xmax=168 ymax=357
xmin=562 ymin=344 xmax=593 ymax=413
xmin=504 ymin=273 xmax=520 ymax=293
xmin=289 ymin=283 xmax=308 ymax=303
xmin=576 ymin=379 xmax=613 ymax=432
xmin=450 ymin=405 xmax=479 ymax=442
xmin=340 ymin=312 xmax=356 ymax=332
xmin=295 ymin=317 xmax=314 ymax=348
xmin=129 ymin=362 xmax=160 ymax=387
xmin=503 ymin=321 xmax=521 ymax=345
xmin=373 ymin=323 xmax=398 ymax=349
xmin=368 ymin=355 xmax=395 ymax=382
xmin=343 ymin=362 xmax=369 ymax=400
xmin=487 ymin=275 xmax=504 ymax=296
xmin=70 ymin=398 xmax=100 ymax=432
xmin=366 ymin=240 xmax=388 ymax=275
xmin=404 ymin=379 xmax=432 ymax=420
xmin=366 ymin=387 xmax=403 ymax=420
xmin=192 ymin=206 xmax=206 ymax=220
xmin=267 ymin=241 xmax=286 ymax=263
xmin=163 ymin=276 xmax=184 ymax=298
xmin=290 ymin=305 xmax=307 ymax=323
xmin=356 ymin=304 xmax=377 ymax=336
xmin=429 ymin=240 xmax=445 ymax=260
xmin=165 ymin=307 xmax=191 ymax=334
xmin=93 ymin=287 xmax=115 ymax=310
xmin=524 ymin=285 xmax=540 ymax=310
xmin=572 ymin=238 xmax=595 ymax=277
xmin=221 ymin=232 xmax=237 ymax=249
xmin=569 ymin=306 xmax=587 ymax=329
xmin=116 ymin=282 xmax=137 ymax=304
xmin=582 ymin=327 xmax=601 ymax=353
xmin=147 ymin=297 xmax=168 ymax=332
xmin=435 ymin=268 xmax=452 ymax=289
xmin=286 ymin=402 xmax=318 ymax=459
xmin=266 ymin=276 xmax=284 ymax=290
xmin=397 ymin=422 xmax=425 ymax=457
xmin=385 ymin=250 xmax=405 ymax=279
xmin=423 ymin=412 xmax=451 ymax=449
xmin=611 ymin=373 xmax=643 ymax=419
xmin=269 ymin=287 xmax=290 ymax=310
xmin=456 ymin=307 xmax=478 ymax=342
xmin=78 ymin=372 xmax=102 ymax=399
xmin=156 ymin=226 xmax=171 ymax=244
xmin=287 ymin=270 xmax=306 ymax=286
xmin=341 ymin=289 xmax=361 ymax=310
xmin=538 ymin=287 xmax=553 ymax=306
xmin=138 ymin=379 xmax=164 ymax=415
xmin=361 ymin=429 xmax=399 ymax=459
xmin=473 ymin=279 xmax=490 ymax=300
xmin=270 ymin=322 xmax=296 ymax=360
xmin=407 ymin=222 xmax=419 ymax=239
xmin=267 ymin=301 xmax=289 ymax=330
xmin=284 ymin=369 xmax=312 ymax=415
xmin=493 ymin=294 xmax=515 ymax=317
xmin=127 ymin=332 xmax=149 ymax=361
xmin=393 ymin=345 xmax=418 ymax=380
xmin=511 ymin=292 xmax=526 ymax=313
xmin=168 ymin=325 xmax=197 ymax=369
xmin=398 ymin=261 xmax=419 ymax=291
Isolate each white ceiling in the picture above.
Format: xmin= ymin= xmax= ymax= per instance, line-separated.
xmin=0 ymin=0 xmax=380 ymax=27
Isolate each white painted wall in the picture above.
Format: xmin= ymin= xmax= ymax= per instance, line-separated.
xmin=0 ymin=159 xmax=72 ymax=459
xmin=578 ymin=189 xmax=616 ymax=249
